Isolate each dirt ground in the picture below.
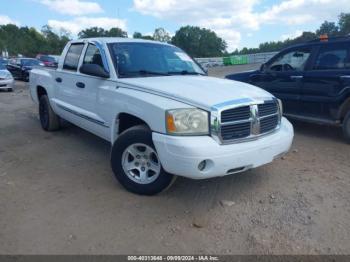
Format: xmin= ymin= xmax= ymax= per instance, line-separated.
xmin=0 ymin=65 xmax=349 ymax=255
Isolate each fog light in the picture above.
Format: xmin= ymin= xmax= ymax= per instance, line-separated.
xmin=198 ymin=160 xmax=207 ymax=171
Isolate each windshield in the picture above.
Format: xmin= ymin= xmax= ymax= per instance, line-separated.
xmin=0 ymin=64 xmax=6 ymax=70
xmin=109 ymin=42 xmax=205 ymax=78
xmin=22 ymin=59 xmax=40 ymax=66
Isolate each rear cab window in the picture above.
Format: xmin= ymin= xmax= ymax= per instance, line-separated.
xmin=313 ymin=43 xmax=350 ymax=70
xmin=63 ymin=43 xmax=85 ymax=71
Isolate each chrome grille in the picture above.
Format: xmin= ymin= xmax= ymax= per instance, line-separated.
xmin=260 ymin=115 xmax=279 ymax=133
xmin=217 ymin=99 xmax=280 ymax=143
xmin=221 ymin=106 xmax=251 ymax=123
xmin=221 ymin=122 xmax=251 ymax=140
xmin=258 ymin=102 xmax=278 ymax=117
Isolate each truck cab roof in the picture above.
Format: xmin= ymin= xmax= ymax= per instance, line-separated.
xmin=280 ymin=35 xmax=350 ymax=52
xmin=70 ymin=37 xmax=172 ymax=46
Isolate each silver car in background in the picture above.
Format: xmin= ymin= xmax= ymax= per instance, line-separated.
xmin=0 ymin=63 xmax=14 ymax=92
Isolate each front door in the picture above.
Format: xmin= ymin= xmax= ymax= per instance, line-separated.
xmin=250 ymin=47 xmax=312 ymax=115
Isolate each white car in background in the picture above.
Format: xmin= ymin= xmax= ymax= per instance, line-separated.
xmin=0 ymin=63 xmax=14 ymax=92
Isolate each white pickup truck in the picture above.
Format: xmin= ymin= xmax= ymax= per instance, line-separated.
xmin=30 ymin=38 xmax=294 ymax=195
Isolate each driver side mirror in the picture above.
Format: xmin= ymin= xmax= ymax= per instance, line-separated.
xmin=80 ymin=64 xmax=110 ymax=78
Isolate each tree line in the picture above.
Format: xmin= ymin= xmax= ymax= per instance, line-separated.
xmin=231 ymin=13 xmax=350 ymax=55
xmin=1 ymin=12 xmax=350 ymax=58
xmin=0 ymin=24 xmax=70 ymax=57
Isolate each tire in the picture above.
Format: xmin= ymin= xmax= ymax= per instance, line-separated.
xmin=7 ymin=88 xmax=13 ymax=92
xmin=343 ymin=111 xmax=350 ymax=143
xmin=23 ymin=72 xmax=29 ymax=82
xmin=111 ymin=125 xmax=175 ymax=195
xmin=39 ymin=95 xmax=60 ymax=131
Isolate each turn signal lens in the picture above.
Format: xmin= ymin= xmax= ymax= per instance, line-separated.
xmin=166 ymin=114 xmax=177 ymax=133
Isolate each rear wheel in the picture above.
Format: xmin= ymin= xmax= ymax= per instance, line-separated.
xmin=39 ymin=95 xmax=60 ymax=131
xmin=343 ymin=112 xmax=350 ymax=143
xmin=111 ymin=125 xmax=175 ymax=195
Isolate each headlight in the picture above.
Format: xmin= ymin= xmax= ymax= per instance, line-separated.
xmin=277 ymin=99 xmax=283 ymax=115
xmin=277 ymin=99 xmax=283 ymax=116
xmin=166 ymin=108 xmax=209 ymax=135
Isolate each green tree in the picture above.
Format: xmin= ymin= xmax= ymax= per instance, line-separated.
xmin=316 ymin=21 xmax=339 ymax=37
xmin=133 ymin=31 xmax=154 ymax=40
xmin=153 ymin=28 xmax=171 ymax=42
xmin=230 ymin=31 xmax=317 ymax=55
xmin=78 ymin=27 xmax=127 ymax=39
xmin=339 ymin=13 xmax=350 ymax=35
xmin=172 ymin=26 xmax=227 ymax=57
xmin=78 ymin=27 xmax=107 ymax=38
xmin=0 ymin=24 xmax=70 ymax=57
xmin=140 ymin=35 xmax=154 ymax=40
xmin=106 ymin=27 xmax=128 ymax=38
xmin=133 ymin=32 xmax=143 ymax=39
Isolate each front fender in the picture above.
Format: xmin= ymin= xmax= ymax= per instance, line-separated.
xmin=101 ymin=87 xmax=194 ymax=143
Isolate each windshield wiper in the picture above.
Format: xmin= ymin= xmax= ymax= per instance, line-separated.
xmin=119 ymin=70 xmax=169 ymax=77
xmin=168 ymin=70 xmax=204 ymax=76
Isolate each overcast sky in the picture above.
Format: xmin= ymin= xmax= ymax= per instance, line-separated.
xmin=1 ymin=0 xmax=350 ymax=51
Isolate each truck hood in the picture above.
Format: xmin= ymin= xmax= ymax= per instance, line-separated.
xmin=225 ymin=70 xmax=259 ymax=82
xmin=118 ymin=75 xmax=273 ymax=110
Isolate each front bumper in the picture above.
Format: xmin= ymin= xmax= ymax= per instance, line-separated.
xmin=153 ymin=117 xmax=294 ymax=179
xmin=0 ymin=79 xmax=14 ymax=89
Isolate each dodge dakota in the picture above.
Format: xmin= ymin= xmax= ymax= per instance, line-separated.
xmin=30 ymin=38 xmax=294 ymax=195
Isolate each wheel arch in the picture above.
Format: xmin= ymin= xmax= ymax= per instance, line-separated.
xmin=37 ymin=85 xmax=47 ymax=100
xmin=338 ymin=96 xmax=350 ymax=122
xmin=111 ymin=112 xmax=152 ymax=143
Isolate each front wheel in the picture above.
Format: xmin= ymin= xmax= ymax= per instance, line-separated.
xmin=343 ymin=111 xmax=350 ymax=143
xmin=111 ymin=125 xmax=175 ymax=195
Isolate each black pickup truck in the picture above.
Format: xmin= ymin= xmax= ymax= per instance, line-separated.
xmin=226 ymin=36 xmax=350 ymax=142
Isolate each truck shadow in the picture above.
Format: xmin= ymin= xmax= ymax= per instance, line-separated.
xmin=58 ymin=121 xmax=265 ymax=200
xmin=288 ymin=118 xmax=344 ymax=143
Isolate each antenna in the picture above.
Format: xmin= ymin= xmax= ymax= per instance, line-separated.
xmin=116 ymin=7 xmax=120 ymax=20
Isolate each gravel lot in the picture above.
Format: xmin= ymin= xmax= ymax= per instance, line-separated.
xmin=0 ymin=65 xmax=349 ymax=255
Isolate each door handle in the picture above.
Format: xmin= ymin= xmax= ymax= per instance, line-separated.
xmin=76 ymin=82 xmax=85 ymax=88
xmin=340 ymin=75 xmax=350 ymax=79
xmin=55 ymin=77 xmax=62 ymax=83
xmin=290 ymin=75 xmax=303 ymax=80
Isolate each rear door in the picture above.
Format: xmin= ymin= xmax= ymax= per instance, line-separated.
xmin=301 ymin=42 xmax=350 ymax=120
xmin=250 ymin=47 xmax=312 ymax=115
xmin=54 ymin=42 xmax=112 ymax=139
xmin=54 ymin=42 xmax=86 ymax=122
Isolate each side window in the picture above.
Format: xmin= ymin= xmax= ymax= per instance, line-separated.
xmin=63 ymin=43 xmax=84 ymax=71
xmin=269 ymin=49 xmax=311 ymax=72
xmin=314 ymin=44 xmax=349 ymax=70
xmin=83 ymin=44 xmax=104 ymax=68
